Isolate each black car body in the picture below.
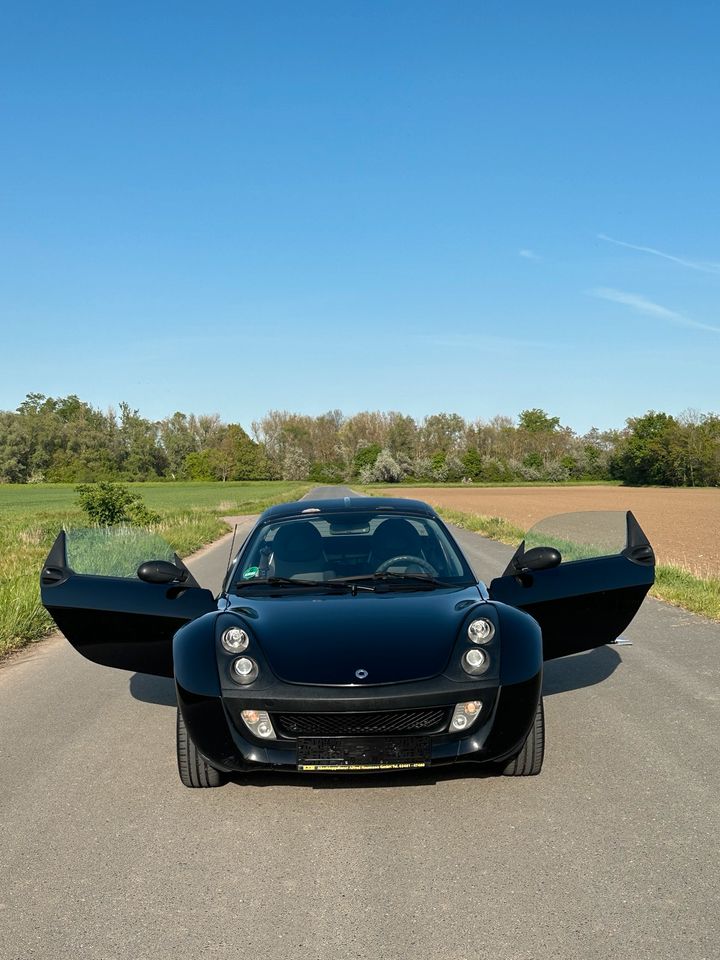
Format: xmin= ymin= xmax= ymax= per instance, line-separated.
xmin=40 ymin=496 xmax=655 ymax=786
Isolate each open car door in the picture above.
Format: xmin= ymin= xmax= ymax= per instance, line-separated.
xmin=488 ymin=511 xmax=655 ymax=660
xmin=40 ymin=528 xmax=216 ymax=677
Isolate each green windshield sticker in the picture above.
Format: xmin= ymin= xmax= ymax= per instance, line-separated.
xmin=242 ymin=566 xmax=260 ymax=580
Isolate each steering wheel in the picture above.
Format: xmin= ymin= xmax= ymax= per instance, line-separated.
xmin=375 ymin=555 xmax=438 ymax=577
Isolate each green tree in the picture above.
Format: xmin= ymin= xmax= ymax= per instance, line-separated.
xmin=461 ymin=448 xmax=483 ymax=480
xmin=158 ymin=412 xmax=198 ymax=478
xmin=517 ymin=409 xmax=561 ymax=433
xmin=610 ymin=411 xmax=680 ymax=485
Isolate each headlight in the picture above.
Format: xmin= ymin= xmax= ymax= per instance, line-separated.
xmin=222 ymin=626 xmax=249 ymax=652
xmin=450 ymin=700 xmax=483 ymax=731
xmin=462 ymin=647 xmax=489 ymax=675
xmin=241 ymin=709 xmax=276 ymax=739
xmin=231 ymin=656 xmax=258 ymax=684
xmin=467 ymin=618 xmax=495 ymax=643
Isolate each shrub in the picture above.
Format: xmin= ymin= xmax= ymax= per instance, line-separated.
xmin=481 ymin=457 xmax=513 ymax=482
xmin=353 ymin=443 xmax=382 ymax=477
xmin=461 ymin=448 xmax=483 ymax=481
xmin=542 ymin=459 xmax=571 ymax=482
xmin=75 ymin=481 xmax=161 ymax=526
xmin=281 ymin=445 xmax=309 ymax=481
xmin=360 ymin=449 xmax=405 ymax=483
xmin=308 ymin=460 xmax=346 ymax=483
xmin=410 ymin=457 xmax=434 ymax=482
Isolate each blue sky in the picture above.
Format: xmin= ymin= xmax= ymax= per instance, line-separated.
xmin=1 ymin=0 xmax=718 ymax=433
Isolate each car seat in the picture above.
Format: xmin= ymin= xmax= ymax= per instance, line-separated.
xmin=369 ymin=518 xmax=424 ymax=569
xmin=271 ymin=522 xmax=334 ymax=580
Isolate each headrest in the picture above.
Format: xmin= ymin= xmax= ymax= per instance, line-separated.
xmin=372 ymin=518 xmax=421 ymax=551
xmin=272 ymin=522 xmax=324 ymax=562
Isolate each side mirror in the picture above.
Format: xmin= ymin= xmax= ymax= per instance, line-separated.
xmin=518 ymin=546 xmax=562 ymax=572
xmin=137 ymin=560 xmax=188 ymax=584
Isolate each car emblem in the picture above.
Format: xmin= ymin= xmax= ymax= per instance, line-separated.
xmin=355 ymin=668 xmax=368 ymax=679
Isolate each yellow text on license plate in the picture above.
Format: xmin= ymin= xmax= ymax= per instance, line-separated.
xmin=298 ymin=761 xmax=429 ymax=772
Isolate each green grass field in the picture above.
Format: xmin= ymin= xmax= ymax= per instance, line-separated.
xmin=0 ymin=481 xmax=310 ymax=658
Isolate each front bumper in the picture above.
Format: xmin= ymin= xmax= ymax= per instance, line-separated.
xmin=177 ymin=671 xmax=542 ymax=774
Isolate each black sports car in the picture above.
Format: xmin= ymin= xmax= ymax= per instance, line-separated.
xmin=40 ymin=496 xmax=655 ymax=787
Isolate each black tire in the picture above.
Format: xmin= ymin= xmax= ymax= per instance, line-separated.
xmin=502 ymin=698 xmax=545 ymax=776
xmin=176 ymin=709 xmax=228 ymax=788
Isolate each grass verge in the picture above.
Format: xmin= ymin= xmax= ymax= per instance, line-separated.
xmin=432 ymin=507 xmax=525 ymax=545
xmin=433 ymin=506 xmax=720 ymax=622
xmin=0 ymin=481 xmax=311 ymax=659
xmin=652 ymin=565 xmax=720 ymax=621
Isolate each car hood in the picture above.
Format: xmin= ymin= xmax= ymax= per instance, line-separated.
xmin=228 ymin=586 xmax=484 ymax=685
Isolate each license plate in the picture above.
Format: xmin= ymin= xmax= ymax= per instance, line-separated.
xmin=297 ymin=736 xmax=431 ymax=772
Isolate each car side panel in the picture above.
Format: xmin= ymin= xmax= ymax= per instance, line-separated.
xmin=494 ymin=602 xmax=544 ymax=685
xmin=176 ymin=686 xmax=245 ymax=773
xmin=172 ymin=612 xmax=222 ymax=697
xmin=480 ymin=674 xmax=542 ymax=763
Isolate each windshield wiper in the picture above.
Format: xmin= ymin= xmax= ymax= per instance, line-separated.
xmin=329 ymin=572 xmax=456 ymax=591
xmin=234 ymin=577 xmax=350 ymax=592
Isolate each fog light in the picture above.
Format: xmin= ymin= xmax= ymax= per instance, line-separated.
xmin=450 ymin=700 xmax=483 ymax=731
xmin=462 ymin=647 xmax=489 ymax=675
xmin=468 ymin=618 xmax=495 ymax=643
xmin=241 ymin=709 xmax=276 ymax=740
xmin=231 ymin=656 xmax=258 ymax=684
xmin=222 ymin=626 xmax=249 ymax=652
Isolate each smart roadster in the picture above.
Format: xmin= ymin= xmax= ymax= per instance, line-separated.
xmin=40 ymin=496 xmax=655 ymax=786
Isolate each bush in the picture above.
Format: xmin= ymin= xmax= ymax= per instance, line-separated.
xmin=461 ymin=449 xmax=483 ymax=481
xmin=508 ymin=459 xmax=542 ymax=481
xmin=542 ymin=459 xmax=571 ymax=482
xmin=75 ymin=481 xmax=161 ymax=526
xmin=360 ymin=449 xmax=406 ymax=483
xmin=308 ymin=460 xmax=346 ymax=483
xmin=353 ymin=443 xmax=382 ymax=478
xmin=481 ymin=457 xmax=513 ymax=482
xmin=281 ymin=445 xmax=309 ymax=481
xmin=410 ymin=456 xmax=434 ymax=482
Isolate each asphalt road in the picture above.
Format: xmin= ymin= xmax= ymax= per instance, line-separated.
xmin=1 ymin=486 xmax=718 ymax=960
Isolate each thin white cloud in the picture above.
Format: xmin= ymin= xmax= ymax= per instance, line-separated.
xmin=588 ymin=287 xmax=720 ymax=333
xmin=518 ymin=248 xmax=541 ymax=260
xmin=597 ymin=233 xmax=720 ymax=274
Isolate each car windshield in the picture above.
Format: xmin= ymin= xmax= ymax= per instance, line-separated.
xmin=231 ymin=512 xmax=474 ymax=591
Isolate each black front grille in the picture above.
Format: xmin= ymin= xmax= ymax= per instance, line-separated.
xmin=273 ymin=708 xmax=450 ymax=739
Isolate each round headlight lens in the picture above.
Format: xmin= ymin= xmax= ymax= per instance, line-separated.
xmin=468 ymin=618 xmax=495 ymax=644
xmin=222 ymin=626 xmax=249 ymax=652
xmin=231 ymin=656 xmax=258 ymax=683
xmin=462 ymin=647 xmax=489 ymax=675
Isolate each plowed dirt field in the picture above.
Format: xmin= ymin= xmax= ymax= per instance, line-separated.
xmin=379 ymin=485 xmax=720 ymax=575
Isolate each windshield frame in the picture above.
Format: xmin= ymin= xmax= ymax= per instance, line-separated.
xmin=224 ymin=508 xmax=477 ymax=596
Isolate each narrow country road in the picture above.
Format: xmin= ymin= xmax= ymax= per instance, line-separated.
xmin=1 ymin=486 xmax=718 ymax=960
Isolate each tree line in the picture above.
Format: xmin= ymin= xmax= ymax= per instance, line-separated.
xmin=1 ymin=393 xmax=718 ymax=487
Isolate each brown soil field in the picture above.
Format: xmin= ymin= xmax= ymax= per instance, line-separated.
xmin=379 ymin=485 xmax=720 ymax=576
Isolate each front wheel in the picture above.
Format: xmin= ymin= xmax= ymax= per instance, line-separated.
xmin=502 ymin=698 xmax=545 ymax=776
xmin=176 ymin=709 xmax=228 ymax=788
